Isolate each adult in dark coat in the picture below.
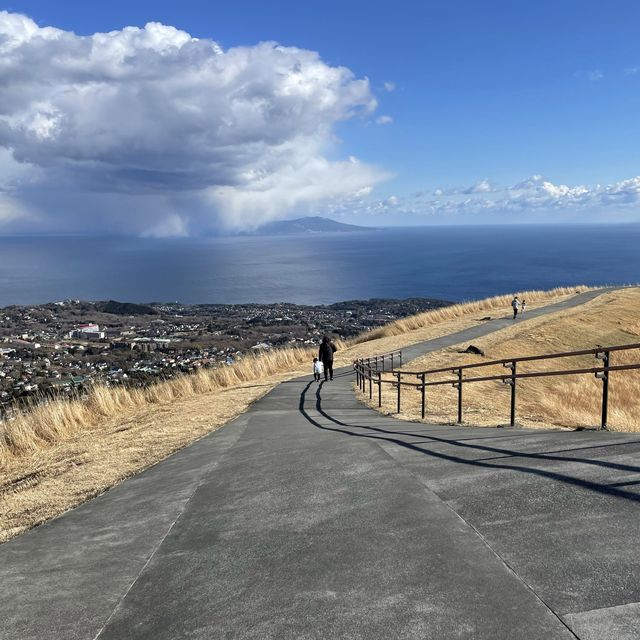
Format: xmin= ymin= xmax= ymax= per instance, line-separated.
xmin=318 ymin=336 xmax=337 ymax=381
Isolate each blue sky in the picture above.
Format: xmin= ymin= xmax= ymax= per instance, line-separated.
xmin=1 ymin=1 xmax=639 ymax=233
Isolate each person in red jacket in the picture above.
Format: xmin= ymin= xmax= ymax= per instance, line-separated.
xmin=318 ymin=336 xmax=337 ymax=381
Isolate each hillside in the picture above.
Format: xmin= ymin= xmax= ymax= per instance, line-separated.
xmin=358 ymin=287 xmax=640 ymax=431
xmin=0 ymin=285 xmax=601 ymax=542
xmin=94 ymin=300 xmax=157 ymax=315
xmin=246 ymin=216 xmax=374 ymax=235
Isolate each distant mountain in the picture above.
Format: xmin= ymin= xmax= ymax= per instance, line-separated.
xmin=246 ymin=216 xmax=375 ymax=236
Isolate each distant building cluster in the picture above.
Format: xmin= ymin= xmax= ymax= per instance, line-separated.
xmin=0 ymin=296 xmax=449 ymax=417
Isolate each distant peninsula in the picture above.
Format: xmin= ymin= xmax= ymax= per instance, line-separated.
xmin=242 ymin=216 xmax=375 ymax=236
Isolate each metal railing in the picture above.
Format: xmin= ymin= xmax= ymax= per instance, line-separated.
xmin=354 ymin=344 xmax=640 ymax=430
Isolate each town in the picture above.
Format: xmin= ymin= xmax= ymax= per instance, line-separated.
xmin=0 ymin=297 xmax=449 ymax=415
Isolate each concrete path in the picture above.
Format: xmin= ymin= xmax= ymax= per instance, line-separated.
xmin=2 ymin=289 xmax=640 ymax=639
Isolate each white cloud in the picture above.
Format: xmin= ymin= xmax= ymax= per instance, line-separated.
xmin=511 ymin=174 xmax=546 ymax=190
xmin=375 ymin=115 xmax=393 ymax=125
xmin=141 ymin=214 xmax=190 ymax=238
xmin=338 ymin=174 xmax=640 ymax=221
xmin=462 ymin=179 xmax=494 ymax=194
xmin=0 ymin=11 xmax=387 ymax=234
xmin=429 ymin=179 xmax=497 ymax=196
xmin=0 ymin=147 xmax=36 ymax=189
xmin=207 ymin=155 xmax=385 ymax=229
xmin=625 ymin=67 xmax=640 ymax=75
xmin=0 ymin=181 xmax=32 ymax=225
xmin=383 ymin=82 xmax=396 ymax=92
xmin=596 ymin=176 xmax=640 ymax=205
xmin=574 ymin=69 xmax=604 ymax=82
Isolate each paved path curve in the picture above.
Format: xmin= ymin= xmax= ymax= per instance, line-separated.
xmin=2 ymin=289 xmax=640 ymax=639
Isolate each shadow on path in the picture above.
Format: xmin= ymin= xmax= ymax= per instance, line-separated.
xmin=299 ymin=381 xmax=640 ymax=504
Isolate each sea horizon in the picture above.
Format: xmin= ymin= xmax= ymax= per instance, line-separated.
xmin=0 ymin=219 xmax=636 ymax=239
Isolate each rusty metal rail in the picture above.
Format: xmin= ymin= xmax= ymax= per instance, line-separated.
xmin=353 ymin=344 xmax=640 ymax=430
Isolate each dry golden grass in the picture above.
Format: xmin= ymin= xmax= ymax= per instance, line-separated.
xmin=0 ymin=346 xmax=316 ymax=467
xmin=0 ymin=347 xmax=318 ymax=542
xmin=335 ymin=286 xmax=591 ymax=367
xmin=0 ymin=285 xmax=593 ymax=542
xmin=352 ymin=286 xmax=591 ymax=344
xmin=357 ymin=288 xmax=640 ymax=432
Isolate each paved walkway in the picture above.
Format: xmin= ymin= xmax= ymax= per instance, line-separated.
xmin=2 ymin=289 xmax=640 ymax=639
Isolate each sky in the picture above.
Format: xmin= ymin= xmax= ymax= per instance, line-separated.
xmin=1 ymin=0 xmax=639 ymax=235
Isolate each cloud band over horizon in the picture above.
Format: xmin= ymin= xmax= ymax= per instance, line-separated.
xmin=349 ymin=174 xmax=640 ymax=223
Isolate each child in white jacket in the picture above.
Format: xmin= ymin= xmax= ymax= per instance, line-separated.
xmin=313 ymin=357 xmax=324 ymax=382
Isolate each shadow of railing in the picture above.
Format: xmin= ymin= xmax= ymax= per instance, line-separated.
xmin=299 ymin=381 xmax=640 ymax=504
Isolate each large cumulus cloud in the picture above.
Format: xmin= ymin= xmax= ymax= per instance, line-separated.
xmin=0 ymin=12 xmax=386 ymax=234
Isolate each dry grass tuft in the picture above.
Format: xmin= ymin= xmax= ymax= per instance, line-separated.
xmin=0 ymin=346 xmax=314 ymax=469
xmin=356 ymin=288 xmax=640 ymax=432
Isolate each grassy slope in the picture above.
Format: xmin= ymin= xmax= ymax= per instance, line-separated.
xmin=358 ymin=288 xmax=640 ymax=431
xmin=0 ymin=285 xmax=592 ymax=541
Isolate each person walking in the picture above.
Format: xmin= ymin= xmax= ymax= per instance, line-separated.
xmin=319 ymin=335 xmax=337 ymax=381
xmin=511 ymin=296 xmax=520 ymax=319
xmin=521 ymin=299 xmax=527 ymax=315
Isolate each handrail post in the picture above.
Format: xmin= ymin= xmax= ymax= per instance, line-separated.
xmin=510 ymin=361 xmax=517 ymax=426
xmin=396 ymin=372 xmax=401 ymax=413
xmin=369 ymin=369 xmax=373 ymax=400
xmin=503 ymin=361 xmax=516 ymax=426
xmin=420 ymin=373 xmax=426 ymax=419
xmin=400 ymin=351 xmax=403 ymax=367
xmin=596 ymin=349 xmax=610 ymax=430
xmin=391 ymin=353 xmax=394 ymax=370
xmin=378 ymin=371 xmax=382 ymax=407
xmin=457 ymin=368 xmax=463 ymax=423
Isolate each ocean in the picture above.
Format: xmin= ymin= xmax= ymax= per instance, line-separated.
xmin=1 ymin=224 xmax=639 ymax=306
